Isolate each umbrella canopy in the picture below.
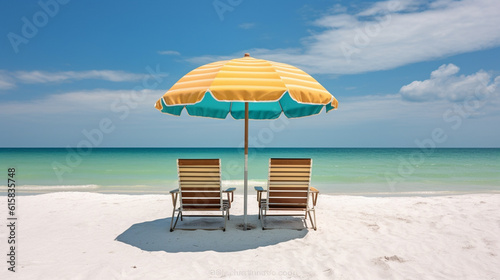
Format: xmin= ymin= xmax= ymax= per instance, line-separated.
xmin=155 ymin=54 xmax=338 ymax=229
xmin=155 ymin=53 xmax=338 ymax=119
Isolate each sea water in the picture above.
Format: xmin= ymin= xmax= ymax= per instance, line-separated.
xmin=1 ymin=148 xmax=499 ymax=196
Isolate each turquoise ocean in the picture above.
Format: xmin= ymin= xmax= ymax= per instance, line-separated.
xmin=1 ymin=148 xmax=499 ymax=196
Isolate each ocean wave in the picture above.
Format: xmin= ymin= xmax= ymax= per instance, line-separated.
xmin=327 ymin=190 xmax=500 ymax=197
xmin=0 ymin=184 xmax=100 ymax=191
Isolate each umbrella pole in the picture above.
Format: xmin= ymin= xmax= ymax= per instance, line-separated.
xmin=244 ymin=102 xmax=249 ymax=230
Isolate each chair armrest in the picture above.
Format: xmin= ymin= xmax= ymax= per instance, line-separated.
xmin=309 ymin=186 xmax=319 ymax=207
xmin=223 ymin=188 xmax=236 ymax=203
xmin=254 ymin=186 xmax=265 ymax=203
xmin=169 ymin=189 xmax=179 ymax=209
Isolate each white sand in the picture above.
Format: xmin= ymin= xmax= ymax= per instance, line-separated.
xmin=1 ymin=193 xmax=499 ymax=280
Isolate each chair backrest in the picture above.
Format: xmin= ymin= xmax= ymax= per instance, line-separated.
xmin=177 ymin=159 xmax=223 ymax=211
xmin=267 ymin=158 xmax=312 ymax=210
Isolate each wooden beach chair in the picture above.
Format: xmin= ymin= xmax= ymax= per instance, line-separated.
xmin=169 ymin=159 xmax=235 ymax=232
xmin=254 ymin=158 xmax=319 ymax=230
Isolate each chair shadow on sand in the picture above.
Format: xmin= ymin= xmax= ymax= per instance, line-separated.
xmin=115 ymin=214 xmax=309 ymax=253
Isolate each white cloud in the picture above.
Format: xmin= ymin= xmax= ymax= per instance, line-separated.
xmin=0 ymin=89 xmax=163 ymax=115
xmin=0 ymin=69 xmax=169 ymax=88
xmin=0 ymin=70 xmax=19 ymax=90
xmin=0 ymin=73 xmax=15 ymax=90
xmin=14 ymin=70 xmax=148 ymax=83
xmin=188 ymin=0 xmax=500 ymax=74
xmin=356 ymin=0 xmax=423 ymax=16
xmin=158 ymin=50 xmax=181 ymax=56
xmin=0 ymin=80 xmax=14 ymax=90
xmin=400 ymin=64 xmax=499 ymax=102
xmin=321 ymin=94 xmax=447 ymax=125
xmin=238 ymin=22 xmax=256 ymax=29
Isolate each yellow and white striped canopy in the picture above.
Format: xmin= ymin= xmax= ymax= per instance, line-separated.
xmin=155 ymin=54 xmax=338 ymax=119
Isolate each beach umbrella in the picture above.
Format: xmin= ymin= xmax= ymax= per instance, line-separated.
xmin=155 ymin=53 xmax=338 ymax=229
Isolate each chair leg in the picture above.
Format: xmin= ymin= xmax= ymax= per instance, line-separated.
xmin=169 ymin=207 xmax=176 ymax=231
xmin=223 ymin=208 xmax=228 ymax=232
xmin=307 ymin=209 xmax=317 ymax=231
xmin=260 ymin=207 xmax=265 ymax=230
xmin=170 ymin=209 xmax=182 ymax=232
xmin=302 ymin=214 xmax=309 ymax=229
xmin=258 ymin=202 xmax=261 ymax=220
xmin=302 ymin=210 xmax=310 ymax=228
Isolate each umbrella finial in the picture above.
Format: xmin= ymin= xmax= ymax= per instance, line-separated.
xmin=244 ymin=53 xmax=250 ymax=57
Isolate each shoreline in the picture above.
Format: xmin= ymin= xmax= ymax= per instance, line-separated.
xmin=3 ymin=188 xmax=500 ymax=198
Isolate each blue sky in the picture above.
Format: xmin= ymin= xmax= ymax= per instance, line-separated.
xmin=1 ymin=0 xmax=499 ymax=147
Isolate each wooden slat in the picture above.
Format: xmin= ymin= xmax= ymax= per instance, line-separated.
xmin=179 ymin=165 xmax=219 ymax=168
xmin=179 ymin=181 xmax=220 ymax=185
xmin=182 ymin=198 xmax=221 ymax=205
xmin=269 ymin=182 xmax=309 ymax=185
xmin=180 ymin=185 xmax=220 ymax=189
xmin=270 ymin=181 xmax=309 ymax=184
xmin=269 ymin=166 xmax=311 ymax=171
xmin=178 ymin=164 xmax=219 ymax=168
xmin=180 ymin=186 xmax=220 ymax=190
xmin=180 ymin=176 xmax=219 ymax=180
xmin=179 ymin=170 xmax=220 ymax=173
xmin=269 ymin=184 xmax=309 ymax=188
xmin=181 ymin=192 xmax=221 ymax=198
xmin=182 ymin=189 xmax=220 ymax=192
xmin=180 ymin=184 xmax=220 ymax=191
xmin=178 ymin=167 xmax=220 ymax=172
xmin=268 ymin=204 xmax=308 ymax=208
xmin=268 ymin=197 xmax=308 ymax=203
xmin=269 ymin=174 xmax=309 ymax=178
xmin=270 ymin=176 xmax=309 ymax=181
xmin=270 ymin=166 xmax=311 ymax=170
xmin=270 ymin=178 xmax=308 ymax=181
xmin=179 ymin=177 xmax=220 ymax=182
xmin=269 ymin=189 xmax=308 ymax=193
xmin=270 ymin=169 xmax=309 ymax=172
xmin=268 ymin=191 xmax=308 ymax=197
xmin=180 ymin=179 xmax=220 ymax=181
xmin=178 ymin=159 xmax=220 ymax=166
xmin=181 ymin=185 xmax=221 ymax=192
xmin=179 ymin=173 xmax=220 ymax=176
xmin=270 ymin=167 xmax=311 ymax=172
xmin=270 ymin=158 xmax=311 ymax=165
xmin=269 ymin=172 xmax=310 ymax=176
xmin=182 ymin=206 xmax=222 ymax=211
xmin=267 ymin=206 xmax=307 ymax=210
xmin=270 ymin=182 xmax=309 ymax=186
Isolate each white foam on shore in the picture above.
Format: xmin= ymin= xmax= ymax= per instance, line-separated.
xmin=0 ymin=184 xmax=100 ymax=191
xmin=327 ymin=190 xmax=500 ymax=197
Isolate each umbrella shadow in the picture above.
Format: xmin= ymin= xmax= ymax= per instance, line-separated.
xmin=115 ymin=214 xmax=309 ymax=253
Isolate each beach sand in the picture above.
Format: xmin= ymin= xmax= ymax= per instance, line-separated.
xmin=1 ymin=193 xmax=499 ymax=279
